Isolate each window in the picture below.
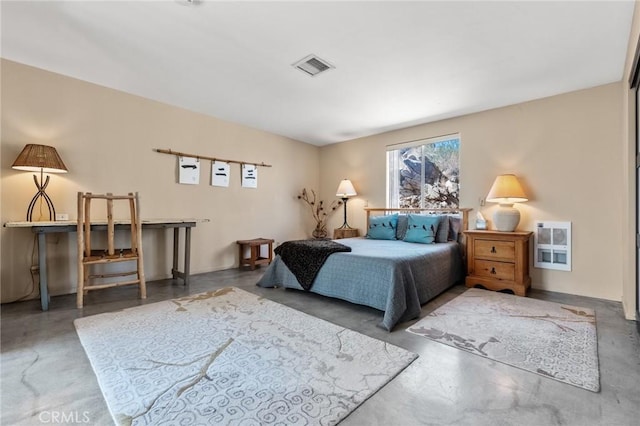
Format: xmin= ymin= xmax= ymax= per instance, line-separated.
xmin=387 ymin=134 xmax=460 ymax=208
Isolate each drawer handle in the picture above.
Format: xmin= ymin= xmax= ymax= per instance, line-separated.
xmin=491 ymin=246 xmax=497 ymax=253
xmin=490 ymin=267 xmax=496 ymax=274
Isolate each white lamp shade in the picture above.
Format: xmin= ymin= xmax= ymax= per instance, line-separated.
xmin=486 ymin=174 xmax=528 ymax=204
xmin=336 ymin=179 xmax=357 ymax=197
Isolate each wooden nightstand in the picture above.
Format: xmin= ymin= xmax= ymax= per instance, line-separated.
xmin=464 ymin=230 xmax=532 ymax=296
xmin=333 ymin=228 xmax=359 ymax=239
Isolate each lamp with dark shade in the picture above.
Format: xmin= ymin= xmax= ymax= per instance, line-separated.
xmin=12 ymin=144 xmax=68 ymax=221
xmin=336 ymin=179 xmax=357 ymax=229
xmin=486 ymin=174 xmax=528 ymax=232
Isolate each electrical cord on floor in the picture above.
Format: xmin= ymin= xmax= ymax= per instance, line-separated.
xmin=4 ymin=234 xmax=39 ymax=303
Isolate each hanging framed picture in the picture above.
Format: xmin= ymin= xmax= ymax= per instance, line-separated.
xmin=534 ymin=221 xmax=571 ymax=271
xmin=241 ymin=164 xmax=258 ymax=188
xmin=211 ymin=161 xmax=230 ymax=187
xmin=178 ymin=156 xmax=200 ymax=185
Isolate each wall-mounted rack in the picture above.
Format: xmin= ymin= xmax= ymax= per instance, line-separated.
xmin=154 ymin=148 xmax=272 ymax=168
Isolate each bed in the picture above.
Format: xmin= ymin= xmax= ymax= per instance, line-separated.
xmin=257 ymin=207 xmax=471 ymax=331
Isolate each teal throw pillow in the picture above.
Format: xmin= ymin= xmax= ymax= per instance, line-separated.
xmin=367 ymin=214 xmax=398 ymax=240
xmin=403 ymin=214 xmax=439 ymax=244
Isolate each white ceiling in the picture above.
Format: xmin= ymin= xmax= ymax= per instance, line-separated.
xmin=1 ymin=0 xmax=635 ymax=146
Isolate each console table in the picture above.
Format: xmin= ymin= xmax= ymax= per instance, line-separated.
xmin=4 ymin=219 xmax=207 ymax=311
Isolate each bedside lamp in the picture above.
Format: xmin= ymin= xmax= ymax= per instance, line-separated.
xmin=486 ymin=174 xmax=528 ymax=232
xmin=12 ymin=144 xmax=68 ymax=221
xmin=336 ymin=179 xmax=357 ymax=229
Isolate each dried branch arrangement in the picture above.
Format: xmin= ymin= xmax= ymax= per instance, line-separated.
xmin=298 ymin=189 xmax=342 ymax=238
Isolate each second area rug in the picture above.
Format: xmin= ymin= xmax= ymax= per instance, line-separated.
xmin=407 ymin=288 xmax=600 ymax=392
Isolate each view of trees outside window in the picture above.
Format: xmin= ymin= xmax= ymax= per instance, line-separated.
xmin=387 ymin=136 xmax=460 ymax=208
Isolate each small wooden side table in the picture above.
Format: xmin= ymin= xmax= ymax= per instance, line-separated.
xmin=464 ymin=230 xmax=532 ymax=296
xmin=237 ymin=238 xmax=274 ymax=270
xmin=333 ymin=228 xmax=359 ymax=239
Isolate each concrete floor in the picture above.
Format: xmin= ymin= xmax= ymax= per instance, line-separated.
xmin=1 ymin=268 xmax=639 ymax=426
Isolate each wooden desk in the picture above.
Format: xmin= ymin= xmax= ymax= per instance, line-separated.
xmin=4 ymin=219 xmax=206 ymax=311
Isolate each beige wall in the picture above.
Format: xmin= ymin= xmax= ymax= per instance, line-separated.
xmin=1 ymin=59 xmax=320 ymax=302
xmin=320 ymin=82 xmax=625 ymax=303
xmin=621 ymin=1 xmax=640 ymax=320
xmin=2 ymin=47 xmax=636 ymax=315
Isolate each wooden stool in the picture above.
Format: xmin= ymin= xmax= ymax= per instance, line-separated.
xmin=237 ymin=238 xmax=274 ymax=270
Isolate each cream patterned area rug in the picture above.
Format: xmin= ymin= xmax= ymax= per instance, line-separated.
xmin=75 ymin=288 xmax=417 ymax=425
xmin=407 ymin=288 xmax=600 ymax=392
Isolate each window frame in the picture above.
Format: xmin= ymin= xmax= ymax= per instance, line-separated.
xmin=386 ymin=133 xmax=461 ymax=208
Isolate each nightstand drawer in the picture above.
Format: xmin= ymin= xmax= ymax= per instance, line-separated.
xmin=474 ymin=240 xmax=515 ymax=262
xmin=473 ymin=260 xmax=515 ymax=281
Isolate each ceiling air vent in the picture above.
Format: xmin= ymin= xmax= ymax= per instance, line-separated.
xmin=293 ymin=54 xmax=335 ymax=77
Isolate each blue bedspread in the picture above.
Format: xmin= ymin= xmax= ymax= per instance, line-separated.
xmin=257 ymin=237 xmax=463 ymax=331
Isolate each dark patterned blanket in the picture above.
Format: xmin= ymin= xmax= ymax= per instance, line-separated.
xmin=274 ymin=239 xmax=352 ymax=290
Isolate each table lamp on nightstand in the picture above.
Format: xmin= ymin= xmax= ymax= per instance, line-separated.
xmin=336 ymin=179 xmax=357 ymax=229
xmin=486 ymin=174 xmax=528 ymax=232
xmin=12 ymin=144 xmax=68 ymax=221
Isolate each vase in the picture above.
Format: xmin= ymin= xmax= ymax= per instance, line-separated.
xmin=312 ymin=224 xmax=328 ymax=239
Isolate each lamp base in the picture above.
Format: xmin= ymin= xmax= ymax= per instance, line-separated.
xmin=339 ymin=197 xmax=352 ymax=229
xmin=493 ymin=204 xmax=520 ymax=232
xmin=27 ymin=173 xmax=56 ymax=222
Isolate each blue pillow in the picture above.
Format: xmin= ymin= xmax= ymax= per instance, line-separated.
xmin=403 ymin=214 xmax=439 ymax=244
xmin=367 ymin=214 xmax=398 ymax=240
xmin=398 ymin=214 xmax=447 ymax=242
